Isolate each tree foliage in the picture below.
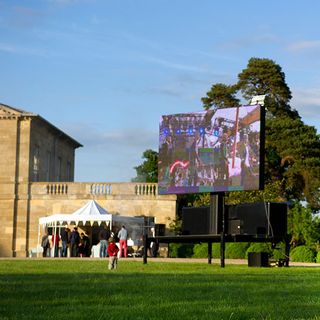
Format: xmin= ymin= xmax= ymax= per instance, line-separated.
xmin=132 ymin=149 xmax=158 ymax=183
xmin=287 ymin=202 xmax=320 ymax=249
xmin=201 ymin=83 xmax=239 ymax=110
xmin=201 ymin=57 xmax=320 ymax=210
xmin=133 ymin=57 xmax=320 ymax=257
xmin=238 ymin=58 xmax=292 ymax=106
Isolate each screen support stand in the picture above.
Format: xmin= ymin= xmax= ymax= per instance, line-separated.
xmin=208 ymin=241 xmax=212 ymax=264
xmin=210 ymin=192 xmax=225 ymax=268
xmin=143 ymin=220 xmax=148 ymax=264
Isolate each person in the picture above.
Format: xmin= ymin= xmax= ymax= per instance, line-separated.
xmin=83 ymin=232 xmax=91 ymax=257
xmin=51 ymin=231 xmax=60 ymax=257
xmin=60 ymin=226 xmax=69 ymax=257
xmin=149 ymin=227 xmax=158 ymax=257
xmin=70 ymin=227 xmax=80 ymax=257
xmin=79 ymin=232 xmax=91 ymax=257
xmin=41 ymin=232 xmax=50 ymax=257
xmin=78 ymin=233 xmax=86 ymax=258
xmin=117 ymin=225 xmax=128 ymax=258
xmin=107 ymin=237 xmax=119 ymax=270
xmin=99 ymin=225 xmax=110 ymax=258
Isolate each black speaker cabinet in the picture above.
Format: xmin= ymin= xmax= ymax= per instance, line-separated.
xmin=228 ymin=219 xmax=242 ymax=235
xmin=248 ymin=252 xmax=269 ymax=267
xmin=226 ymin=202 xmax=287 ymax=237
xmin=181 ymin=194 xmax=224 ymax=235
xmin=182 ymin=206 xmax=212 ymax=235
xmin=155 ymin=224 xmax=165 ymax=236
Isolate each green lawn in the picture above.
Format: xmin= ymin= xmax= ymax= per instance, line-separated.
xmin=0 ymin=259 xmax=319 ymax=320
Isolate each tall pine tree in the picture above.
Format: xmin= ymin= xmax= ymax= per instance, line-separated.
xmin=201 ymin=57 xmax=320 ymax=210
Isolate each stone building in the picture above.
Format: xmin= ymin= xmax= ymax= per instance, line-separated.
xmin=0 ymin=103 xmax=176 ymax=257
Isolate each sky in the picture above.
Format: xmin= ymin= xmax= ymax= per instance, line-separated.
xmin=1 ymin=0 xmax=320 ymax=183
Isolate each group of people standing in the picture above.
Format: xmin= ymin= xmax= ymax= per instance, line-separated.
xmin=41 ymin=226 xmax=91 ymax=258
xmin=41 ymin=225 xmax=129 ymax=261
xmin=99 ymin=225 xmax=128 ymax=258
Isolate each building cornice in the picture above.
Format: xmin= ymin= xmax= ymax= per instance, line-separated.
xmin=0 ymin=103 xmax=83 ymax=148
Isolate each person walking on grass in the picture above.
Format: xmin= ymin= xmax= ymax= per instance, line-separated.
xmin=107 ymin=237 xmax=119 ymax=270
xmin=117 ymin=225 xmax=128 ymax=258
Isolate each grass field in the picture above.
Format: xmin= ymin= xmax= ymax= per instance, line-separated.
xmin=0 ymin=259 xmax=320 ymax=320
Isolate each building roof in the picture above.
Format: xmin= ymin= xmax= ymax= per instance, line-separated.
xmin=0 ymin=102 xmax=83 ymax=148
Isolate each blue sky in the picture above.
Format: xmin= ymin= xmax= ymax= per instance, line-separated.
xmin=1 ymin=0 xmax=320 ymax=182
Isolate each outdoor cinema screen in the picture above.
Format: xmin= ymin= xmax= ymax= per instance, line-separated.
xmin=158 ymin=105 xmax=264 ymax=195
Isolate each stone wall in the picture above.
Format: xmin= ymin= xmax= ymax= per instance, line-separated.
xmin=0 ymin=105 xmax=177 ymax=257
xmin=29 ymin=118 xmax=77 ymax=182
xmin=0 ymin=182 xmax=177 ymax=257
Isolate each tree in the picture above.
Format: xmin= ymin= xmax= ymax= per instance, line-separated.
xmin=287 ymin=202 xmax=320 ymax=250
xmin=134 ymin=58 xmax=320 ymax=210
xmin=200 ymin=57 xmax=320 ymax=210
xmin=132 ymin=149 xmax=158 ymax=183
xmin=201 ymin=83 xmax=239 ymax=110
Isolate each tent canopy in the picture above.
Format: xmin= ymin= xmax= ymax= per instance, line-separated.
xmin=38 ymin=200 xmax=148 ymax=247
xmin=39 ymin=200 xmax=112 ymax=226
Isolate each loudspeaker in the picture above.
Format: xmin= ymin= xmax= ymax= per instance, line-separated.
xmin=228 ymin=219 xmax=242 ymax=235
xmin=182 ymin=206 xmax=211 ymax=235
xmin=181 ymin=195 xmax=225 ymax=235
xmin=226 ymin=202 xmax=287 ymax=237
xmin=268 ymin=202 xmax=288 ymax=237
xmin=248 ymin=252 xmax=269 ymax=267
xmin=154 ymin=224 xmax=165 ymax=236
xmin=210 ymin=193 xmax=224 ymax=235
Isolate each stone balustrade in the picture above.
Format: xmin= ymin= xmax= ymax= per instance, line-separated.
xmin=30 ymin=182 xmax=160 ymax=197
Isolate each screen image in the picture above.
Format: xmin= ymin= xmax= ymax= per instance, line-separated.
xmin=158 ymin=105 xmax=264 ymax=195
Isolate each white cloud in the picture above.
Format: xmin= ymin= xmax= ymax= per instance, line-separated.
xmin=47 ymin=0 xmax=89 ymax=4
xmin=287 ymin=40 xmax=320 ymax=52
xmin=292 ymin=88 xmax=320 ymax=108
xmin=218 ymin=33 xmax=280 ymax=50
xmin=0 ymin=42 xmax=48 ymax=57
xmin=143 ymin=56 xmax=208 ymax=73
xmin=68 ymin=124 xmax=159 ymax=182
xmin=291 ymin=87 xmax=320 ymax=131
xmin=66 ymin=124 xmax=158 ymax=151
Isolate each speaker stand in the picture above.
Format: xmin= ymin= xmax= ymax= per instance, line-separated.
xmin=210 ymin=192 xmax=226 ymax=268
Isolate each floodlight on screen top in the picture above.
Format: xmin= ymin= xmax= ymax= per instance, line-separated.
xmin=158 ymin=105 xmax=264 ymax=195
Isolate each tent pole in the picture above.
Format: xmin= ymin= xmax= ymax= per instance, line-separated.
xmin=53 ymin=221 xmax=57 ymax=258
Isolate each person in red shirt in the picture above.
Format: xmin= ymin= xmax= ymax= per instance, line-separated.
xmin=107 ymin=237 xmax=119 ymax=270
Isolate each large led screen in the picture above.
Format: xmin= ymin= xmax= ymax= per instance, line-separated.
xmin=158 ymin=105 xmax=264 ymax=194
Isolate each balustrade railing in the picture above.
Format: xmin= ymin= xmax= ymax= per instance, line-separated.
xmin=35 ymin=182 xmax=158 ymax=197
xmin=134 ymin=183 xmax=157 ymax=195
xmin=90 ymin=183 xmax=112 ymax=195
xmin=46 ymin=183 xmax=68 ymax=195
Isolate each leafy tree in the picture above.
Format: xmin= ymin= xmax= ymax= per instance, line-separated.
xmin=195 ymin=57 xmax=320 ymax=255
xmin=200 ymin=57 xmax=320 ymax=210
xmin=133 ymin=58 xmax=320 ymax=255
xmin=287 ymin=202 xmax=320 ymax=249
xmin=132 ymin=149 xmax=158 ymax=182
xmin=238 ymin=58 xmax=293 ymax=112
xmin=201 ymin=83 xmax=239 ymax=110
xmin=290 ymin=245 xmax=316 ymax=262
xmin=167 ymin=216 xmax=182 ymax=234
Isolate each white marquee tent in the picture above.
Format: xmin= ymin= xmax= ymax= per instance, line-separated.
xmin=39 ymin=200 xmax=113 ymax=227
xmin=37 ymin=200 xmax=146 ymax=254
